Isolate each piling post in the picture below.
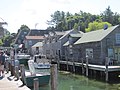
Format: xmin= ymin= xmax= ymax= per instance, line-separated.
xmin=34 ymin=78 xmax=39 ymax=90
xmin=20 ymin=64 xmax=26 ymax=85
xmin=86 ymin=56 xmax=88 ymax=77
xmin=66 ymin=56 xmax=69 ymax=71
xmin=15 ymin=66 xmax=19 ymax=80
xmin=51 ymin=64 xmax=58 ymax=90
xmin=105 ymin=57 xmax=109 ymax=82
xmin=57 ymin=55 xmax=60 ymax=70
xmin=72 ymin=56 xmax=75 ymax=73
xmin=81 ymin=58 xmax=84 ymax=75
xmin=5 ymin=60 xmax=9 ymax=73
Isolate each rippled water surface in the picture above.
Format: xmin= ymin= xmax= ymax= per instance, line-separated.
xmin=30 ymin=69 xmax=120 ymax=90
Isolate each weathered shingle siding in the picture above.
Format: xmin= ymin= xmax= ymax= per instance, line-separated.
xmin=71 ymin=26 xmax=120 ymax=65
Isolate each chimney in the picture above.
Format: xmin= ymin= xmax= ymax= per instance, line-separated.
xmin=78 ymin=26 xmax=80 ymax=31
xmin=104 ymin=24 xmax=108 ymax=30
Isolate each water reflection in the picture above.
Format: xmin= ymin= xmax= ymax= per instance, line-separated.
xmin=30 ymin=69 xmax=120 ymax=90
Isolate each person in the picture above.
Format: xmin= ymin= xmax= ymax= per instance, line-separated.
xmin=10 ymin=48 xmax=15 ymax=76
xmin=0 ymin=51 xmax=5 ymax=77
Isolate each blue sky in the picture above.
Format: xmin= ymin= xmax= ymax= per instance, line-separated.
xmin=0 ymin=0 xmax=119 ymax=33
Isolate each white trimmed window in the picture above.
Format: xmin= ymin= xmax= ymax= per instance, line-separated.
xmin=115 ymin=33 xmax=120 ymax=44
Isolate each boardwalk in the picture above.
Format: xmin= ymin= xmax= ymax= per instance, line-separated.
xmin=0 ymin=72 xmax=30 ymax=90
xmin=59 ymin=61 xmax=120 ymax=72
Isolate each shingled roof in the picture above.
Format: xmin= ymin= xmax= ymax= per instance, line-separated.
xmin=74 ymin=25 xmax=119 ymax=45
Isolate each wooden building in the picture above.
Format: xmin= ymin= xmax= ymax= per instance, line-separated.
xmin=72 ymin=25 xmax=120 ymax=65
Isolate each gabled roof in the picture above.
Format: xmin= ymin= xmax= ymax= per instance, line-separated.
xmin=32 ymin=42 xmax=43 ymax=47
xmin=55 ymin=31 xmax=65 ymax=36
xmin=28 ymin=29 xmax=52 ymax=36
xmin=25 ymin=36 xmax=44 ymax=40
xmin=63 ymin=30 xmax=84 ymax=46
xmin=74 ymin=25 xmax=119 ymax=45
xmin=63 ymin=41 xmax=69 ymax=46
xmin=59 ymin=30 xmax=72 ymax=40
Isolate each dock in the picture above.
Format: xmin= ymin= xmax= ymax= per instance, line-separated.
xmin=51 ymin=59 xmax=120 ymax=82
xmin=0 ymin=72 xmax=30 ymax=90
xmin=59 ymin=60 xmax=120 ymax=72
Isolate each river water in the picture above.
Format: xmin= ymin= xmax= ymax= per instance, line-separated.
xmin=31 ymin=69 xmax=120 ymax=90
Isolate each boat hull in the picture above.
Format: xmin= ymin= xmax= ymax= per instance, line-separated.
xmin=25 ymin=74 xmax=50 ymax=87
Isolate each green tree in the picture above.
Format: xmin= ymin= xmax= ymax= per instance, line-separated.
xmin=74 ymin=23 xmax=78 ymax=30
xmin=0 ymin=39 xmax=3 ymax=46
xmin=17 ymin=25 xmax=30 ymax=34
xmin=86 ymin=21 xmax=112 ymax=32
xmin=101 ymin=6 xmax=114 ymax=25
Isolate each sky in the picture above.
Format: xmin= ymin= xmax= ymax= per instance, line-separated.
xmin=0 ymin=0 xmax=120 ymax=33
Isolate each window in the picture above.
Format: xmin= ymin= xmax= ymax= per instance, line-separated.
xmin=108 ymin=48 xmax=114 ymax=59
xmin=115 ymin=33 xmax=120 ymax=44
xmin=28 ymin=40 xmax=32 ymax=45
xmin=24 ymin=32 xmax=27 ymax=34
xmin=86 ymin=48 xmax=93 ymax=59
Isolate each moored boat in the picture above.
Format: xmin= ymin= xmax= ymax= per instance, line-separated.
xmin=25 ymin=71 xmax=50 ymax=87
xmin=17 ymin=53 xmax=31 ymax=65
xmin=33 ymin=54 xmax=50 ymax=69
xmin=25 ymin=60 xmax=50 ymax=87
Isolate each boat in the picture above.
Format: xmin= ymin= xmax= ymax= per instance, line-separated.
xmin=25 ymin=71 xmax=50 ymax=87
xmin=25 ymin=60 xmax=50 ymax=87
xmin=33 ymin=54 xmax=50 ymax=69
xmin=16 ymin=53 xmax=31 ymax=65
xmin=34 ymin=62 xmax=50 ymax=69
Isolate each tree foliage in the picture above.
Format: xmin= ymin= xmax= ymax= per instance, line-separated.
xmin=17 ymin=25 xmax=30 ymax=34
xmin=2 ymin=33 xmax=17 ymax=47
xmin=86 ymin=21 xmax=112 ymax=32
xmin=47 ymin=6 xmax=120 ymax=32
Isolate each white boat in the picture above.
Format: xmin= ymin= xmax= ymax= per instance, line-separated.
xmin=26 ymin=60 xmax=50 ymax=87
xmin=34 ymin=62 xmax=50 ymax=69
xmin=33 ymin=55 xmax=50 ymax=69
xmin=16 ymin=53 xmax=31 ymax=65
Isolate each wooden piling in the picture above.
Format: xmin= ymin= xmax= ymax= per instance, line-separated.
xmin=57 ymin=55 xmax=60 ymax=70
xmin=34 ymin=78 xmax=39 ymax=90
xmin=20 ymin=64 xmax=26 ymax=85
xmin=86 ymin=57 xmax=88 ymax=77
xmin=5 ymin=60 xmax=9 ymax=73
xmin=15 ymin=66 xmax=19 ymax=80
xmin=105 ymin=57 xmax=109 ymax=82
xmin=66 ymin=57 xmax=69 ymax=71
xmin=81 ymin=58 xmax=84 ymax=75
xmin=72 ymin=55 xmax=75 ymax=73
xmin=51 ymin=64 xmax=58 ymax=90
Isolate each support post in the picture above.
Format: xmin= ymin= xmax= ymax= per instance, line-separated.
xmin=20 ymin=64 xmax=26 ymax=85
xmin=105 ymin=57 xmax=109 ymax=82
xmin=57 ymin=55 xmax=60 ymax=70
xmin=72 ymin=56 xmax=75 ymax=73
xmin=15 ymin=66 xmax=19 ymax=80
xmin=66 ymin=56 xmax=69 ymax=71
xmin=86 ymin=57 xmax=88 ymax=77
xmin=34 ymin=78 xmax=39 ymax=90
xmin=81 ymin=58 xmax=84 ymax=75
xmin=51 ymin=64 xmax=58 ymax=90
xmin=5 ymin=60 xmax=9 ymax=73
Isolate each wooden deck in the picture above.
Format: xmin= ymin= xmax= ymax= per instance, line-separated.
xmin=59 ymin=60 xmax=120 ymax=72
xmin=0 ymin=72 xmax=30 ymax=90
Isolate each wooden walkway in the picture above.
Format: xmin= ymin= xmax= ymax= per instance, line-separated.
xmin=0 ymin=72 xmax=30 ymax=90
xmin=59 ymin=61 xmax=120 ymax=72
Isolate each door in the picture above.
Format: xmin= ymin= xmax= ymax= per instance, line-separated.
xmin=118 ymin=48 xmax=120 ymax=63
